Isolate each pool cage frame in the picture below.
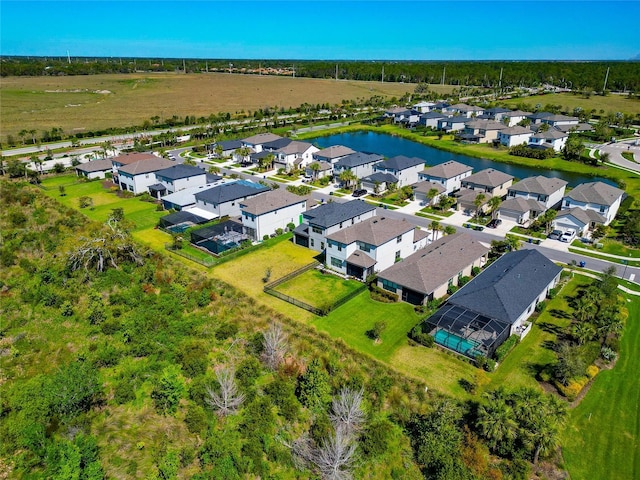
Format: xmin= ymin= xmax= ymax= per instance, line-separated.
xmin=423 ymin=303 xmax=511 ymax=359
xmin=159 ymin=211 xmax=208 ymax=233
xmin=190 ymin=220 xmax=249 ymax=255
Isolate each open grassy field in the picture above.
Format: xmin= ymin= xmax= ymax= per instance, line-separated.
xmin=0 ymin=72 xmax=432 ymax=139
xmin=561 ymin=295 xmax=640 ymax=480
xmin=273 ymin=269 xmax=362 ymax=308
xmin=502 ymin=92 xmax=640 ymax=116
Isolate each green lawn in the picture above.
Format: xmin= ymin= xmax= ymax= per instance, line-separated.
xmin=273 ymin=269 xmax=362 ymax=309
xmin=562 ymin=295 xmax=640 ymax=480
xmin=567 ymin=248 xmax=640 ymax=267
xmin=571 ymin=238 xmax=640 ymax=258
xmin=419 ymin=206 xmax=454 ymax=217
xmin=313 ymin=292 xmax=421 ymax=362
xmin=510 ymin=226 xmax=547 ymax=240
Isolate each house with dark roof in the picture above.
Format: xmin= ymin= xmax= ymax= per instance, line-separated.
xmin=325 ymin=217 xmax=428 ymax=281
xmin=241 ymin=133 xmax=283 ymax=153
xmin=304 ymin=161 xmax=333 ymax=180
xmin=117 ymin=158 xmax=175 ymax=194
xmin=155 ymin=164 xmax=208 ymax=195
xmin=498 ymin=125 xmax=533 ymax=147
xmin=294 ymin=199 xmax=376 ymax=252
xmin=502 ymin=110 xmax=531 ymax=127
xmin=413 ymin=101 xmax=436 ymax=113
xmin=437 ymin=116 xmax=468 ymax=132
xmin=525 ymin=112 xmax=553 ymax=125
xmin=160 ymin=179 xmax=228 ymax=211
xmin=484 ymin=107 xmax=511 ymax=122
xmin=418 ymin=160 xmax=473 ymax=194
xmin=373 ymin=155 xmax=425 ymax=187
xmin=313 ymin=145 xmax=356 ymax=164
xmin=422 ymin=249 xmax=561 ymax=359
xmin=239 ymin=189 xmax=309 ymax=241
xmin=209 ymin=140 xmax=243 ymax=157
xmin=561 ymin=181 xmax=625 ymax=226
xmin=528 ymin=128 xmax=569 ymax=152
xmin=419 ymin=111 xmax=447 ymax=129
xmin=360 ymin=172 xmax=398 ymax=195
xmin=193 ymin=180 xmax=270 ymax=218
xmin=377 ymin=232 xmax=489 ymax=305
xmin=333 ymin=152 xmax=384 ymax=184
xmin=75 ymin=159 xmax=113 ymax=179
xmin=444 ymin=103 xmax=484 ymax=118
xmin=261 ymin=137 xmax=293 ymax=152
xmin=553 ymin=208 xmax=607 ymax=237
xmin=540 ymin=114 xmax=579 ymax=128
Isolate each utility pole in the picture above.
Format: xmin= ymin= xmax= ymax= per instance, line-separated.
xmin=335 ymin=64 xmax=338 ymax=81
xmin=206 ymin=61 xmax=208 ymax=73
xmin=603 ymin=66 xmax=610 ymax=93
xmin=183 ymin=59 xmax=186 ymax=73
xmin=259 ymin=62 xmax=261 ymax=76
xmin=293 ymin=65 xmax=295 ymax=78
xmin=499 ymin=67 xmax=503 ymax=89
xmin=381 ymin=66 xmax=384 ymax=83
xmin=67 ymin=50 xmax=71 ymax=64
xmin=441 ymin=66 xmax=446 ymax=85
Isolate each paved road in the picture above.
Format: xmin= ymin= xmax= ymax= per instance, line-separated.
xmin=598 ymin=139 xmax=640 ymax=173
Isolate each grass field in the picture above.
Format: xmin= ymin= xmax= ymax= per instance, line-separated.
xmin=502 ymin=92 xmax=640 ymax=116
xmin=0 ymin=72 xmax=424 ymax=139
xmin=561 ymin=295 xmax=640 ymax=480
xmin=273 ymin=269 xmax=362 ymax=308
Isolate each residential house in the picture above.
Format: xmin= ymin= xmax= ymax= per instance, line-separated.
xmin=418 ymin=160 xmax=473 ymax=194
xmin=240 ymin=189 xmax=308 ymax=241
xmin=540 ymin=114 xmax=579 ymax=128
xmin=110 ymin=152 xmax=158 ymax=182
xmin=423 ymin=249 xmax=562 ymax=359
xmin=377 ymin=232 xmax=489 ymax=304
xmin=193 ymin=180 xmax=270 ymax=218
xmin=117 ymin=158 xmax=175 ymax=195
xmin=553 ymin=208 xmax=607 ymax=237
xmin=459 ymin=119 xmax=505 ymax=144
xmin=75 ymin=159 xmax=113 ymax=179
xmin=209 ymin=140 xmax=243 ymax=157
xmin=444 ymin=103 xmax=484 ymax=118
xmin=313 ymin=145 xmax=356 ymax=164
xmin=413 ymin=101 xmax=436 ymax=113
xmin=419 ymin=111 xmax=446 ymax=129
xmin=497 ymin=197 xmax=546 ymax=226
xmin=304 ymin=161 xmax=333 ymax=180
xmin=461 ymin=168 xmax=514 ymax=197
xmin=154 ymin=164 xmax=208 ymax=195
xmin=554 ymin=123 xmax=594 ymax=134
xmin=506 ymin=175 xmax=567 ymax=209
xmin=484 ymin=107 xmax=511 ymax=122
xmin=325 ymin=216 xmax=429 ymax=281
xmin=528 ymin=128 xmax=569 ymax=152
xmin=498 ymin=125 xmax=533 ymax=147
xmin=502 ymin=110 xmax=531 ymax=127
xmin=384 ymin=107 xmax=412 ymax=123
xmin=433 ymin=101 xmax=450 ymax=110
xmin=333 ymin=152 xmax=384 ymax=185
xmin=525 ymin=112 xmax=553 ymax=125
xmin=160 ymin=180 xmax=227 ymax=211
xmin=241 ymin=132 xmax=283 ymax=153
xmin=561 ymin=181 xmax=624 ymax=225
xmin=437 ymin=116 xmax=468 ymax=132
xmin=293 ymin=199 xmax=376 ymax=252
xmin=398 ymin=111 xmax=421 ymax=127
xmin=455 ymin=188 xmax=491 ymax=214
xmin=273 ymin=141 xmax=319 ymax=172
xmin=261 ymin=137 xmax=293 ymax=152
xmin=412 ymin=180 xmax=446 ymax=206
xmin=360 ymin=172 xmax=398 ymax=195
xmin=373 ymin=155 xmax=425 ymax=187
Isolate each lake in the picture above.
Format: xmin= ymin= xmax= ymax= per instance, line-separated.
xmin=310 ymin=131 xmax=617 ymax=187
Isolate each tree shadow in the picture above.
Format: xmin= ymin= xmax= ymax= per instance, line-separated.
xmin=548 ymin=308 xmax=572 ymax=320
xmin=538 ymin=321 xmax=566 ymax=334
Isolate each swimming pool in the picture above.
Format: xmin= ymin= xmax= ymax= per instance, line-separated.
xmin=433 ymin=329 xmax=482 ymax=357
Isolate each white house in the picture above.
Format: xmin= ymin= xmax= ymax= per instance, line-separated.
xmin=373 ymin=155 xmax=425 ymax=187
xmin=484 ymin=107 xmax=511 ymax=122
xmin=419 ymin=112 xmax=446 ymax=129
xmin=553 ymin=208 xmax=607 ymax=237
xmin=437 ymin=116 xmax=468 ymax=132
xmin=561 ymin=181 xmax=624 ymax=225
xmin=117 ymin=158 xmax=175 ymax=195
xmin=209 ymin=139 xmax=243 ymax=157
xmin=412 ymin=180 xmax=447 ymax=206
xmin=506 ymin=175 xmax=567 ymax=210
xmin=541 ymin=114 xmax=579 ymax=128
xmin=333 ymin=152 xmax=384 ymax=183
xmin=460 ymin=119 xmax=505 ymax=144
xmin=110 ymin=152 xmax=159 ymax=182
xmin=304 ymin=161 xmax=333 ymax=180
xmin=498 ymin=125 xmax=533 ymax=147
xmin=444 ymin=103 xmax=484 ymax=118
xmin=240 ymin=189 xmax=308 ymax=241
xmin=241 ymin=133 xmax=283 ymax=153
xmin=325 ymin=216 xmax=429 ymax=281
xmin=154 ymin=164 xmax=208 ymax=195
xmin=528 ymin=128 xmax=569 ymax=152
xmin=413 ymin=101 xmax=436 ymax=113
xmin=160 ymin=179 xmax=228 ymax=211
xmin=360 ymin=172 xmax=398 ymax=195
xmin=313 ymin=145 xmax=355 ymax=164
xmin=193 ymin=180 xmax=270 ymax=218
xmin=418 ymin=160 xmax=473 ymax=194
xmin=502 ymin=110 xmax=531 ymax=127
xmin=75 ymin=159 xmax=113 ymax=179
xmin=273 ymin=141 xmax=319 ymax=172
xmin=293 ymin=199 xmax=377 ymax=252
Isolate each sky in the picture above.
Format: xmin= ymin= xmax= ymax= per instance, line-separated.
xmin=1 ymin=1 xmax=639 ymax=60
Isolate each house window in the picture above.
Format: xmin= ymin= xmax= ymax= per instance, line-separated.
xmin=380 ymin=278 xmax=399 ymax=292
xmin=565 ymin=200 xmax=570 ymax=207
xmin=395 ymin=251 xmax=401 ymax=261
xmin=448 ymin=278 xmax=454 ymax=287
xmin=600 ymin=206 xmax=606 ymax=213
xmin=396 ymin=235 xmax=402 ymax=243
xmin=310 ymin=239 xmax=315 ymax=247
xmin=312 ymin=226 xmax=323 ymax=234
xmin=331 ymin=257 xmax=342 ymax=268
xmin=321 ymin=242 xmax=325 ymax=250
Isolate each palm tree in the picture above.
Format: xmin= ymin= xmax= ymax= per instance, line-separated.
xmin=599 ymin=151 xmax=610 ymax=165
xmin=473 ymin=193 xmax=486 ymax=220
xmin=309 ymin=161 xmax=321 ymax=181
xmin=572 ymin=322 xmax=596 ymax=345
xmin=426 ymin=187 xmax=440 ymax=206
xmin=429 ymin=220 xmax=442 ymax=241
xmin=476 ymin=393 xmax=518 ymax=452
xmin=443 ymin=225 xmax=456 ymax=236
xmin=214 ymin=143 xmax=224 ymax=159
xmin=208 ymin=166 xmax=220 ymax=174
xmin=488 ymin=196 xmax=502 ymax=219
xmin=338 ymin=170 xmax=357 ymax=191
xmin=505 ymin=235 xmax=520 ymax=251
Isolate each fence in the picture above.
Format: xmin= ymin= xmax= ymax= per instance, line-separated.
xmin=164 ymin=244 xmax=216 ymax=267
xmin=264 ymin=262 xmax=368 ymax=316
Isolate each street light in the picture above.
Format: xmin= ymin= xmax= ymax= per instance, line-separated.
xmin=622 ymin=259 xmax=629 ymax=280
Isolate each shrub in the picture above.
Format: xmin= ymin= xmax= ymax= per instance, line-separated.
xmin=484 ymin=358 xmax=496 ymax=372
xmin=286 ymin=222 xmax=295 ymax=232
xmin=275 ymin=228 xmax=283 ymax=236
xmin=369 ymin=284 xmax=398 ymax=303
xmin=493 ymin=335 xmax=519 ymax=362
xmin=535 ymin=300 xmax=547 ymax=312
xmin=458 ymin=276 xmax=471 ymax=287
xmin=601 ymin=346 xmax=617 ymax=362
xmin=59 ymin=301 xmax=74 ymax=317
xmin=447 ymin=284 xmax=459 ymax=295
xmin=471 ymin=266 xmax=481 ymax=276
xmin=184 ymin=405 xmax=208 ymax=434
xmin=410 ymin=326 xmax=434 ymax=347
xmin=361 ymin=418 xmax=394 ymax=457
xmin=586 ymin=364 xmax=599 ymax=379
xmin=548 ymin=286 xmax=561 ymax=299
xmin=555 ymin=377 xmax=588 ymax=401
xmin=215 ymin=322 xmax=239 ymax=340
xmin=263 ymin=235 xmax=270 ymax=241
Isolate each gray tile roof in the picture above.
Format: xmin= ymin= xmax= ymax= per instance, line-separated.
xmin=503 ymin=110 xmax=531 ymax=117
xmin=463 ymin=168 xmax=514 ymax=188
xmin=555 ymin=122 xmax=593 ymax=133
xmin=556 ymin=207 xmax=606 ymax=225
xmin=314 ymin=145 xmax=355 ymax=160
xmin=485 ymin=107 xmax=511 ymax=114
xmin=420 ymin=111 xmax=446 ymax=119
xmin=75 ymin=159 xmax=113 ymax=173
xmin=449 ymin=103 xmax=483 ymax=112
xmin=499 ymin=125 xmax=532 ymax=136
xmin=304 ymin=199 xmax=376 ymax=228
xmin=110 ymin=152 xmax=158 ymax=165
xmin=499 ymin=197 xmax=546 ymax=214
xmin=306 ymin=161 xmax=332 ymax=172
xmin=542 ymin=114 xmax=578 ymax=123
xmin=421 ymin=160 xmax=472 ymax=179
xmin=346 ymin=250 xmax=377 ymax=268
xmin=378 ymin=232 xmax=489 ymax=295
xmin=464 ymin=119 xmax=505 ymax=130
xmin=276 ymin=140 xmax=314 ymax=155
xmin=509 ymin=175 xmax=567 ymax=195
xmin=156 ymin=164 xmax=206 ymax=181
xmin=326 ymin=216 xmax=415 ymax=246
xmin=242 ymin=132 xmax=282 ymax=145
xmin=362 ymin=172 xmax=398 ymax=184
xmin=215 ymin=140 xmax=243 ymax=151
xmin=239 ymin=189 xmax=306 ymax=216
xmin=118 ymin=158 xmax=175 ymax=175
xmin=262 ymin=138 xmax=293 ymax=150
xmin=334 ymin=152 xmax=384 ymax=169
xmin=565 ymin=181 xmax=624 ymax=206
xmin=194 ymin=180 xmax=269 ymax=205
xmin=448 ymin=249 xmax=562 ymax=325
xmin=376 ymin=155 xmax=425 ymax=171
xmin=412 ymin=180 xmax=446 ymax=195
xmin=531 ymin=128 xmax=568 ymax=140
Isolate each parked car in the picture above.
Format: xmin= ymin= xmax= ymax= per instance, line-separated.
xmin=487 ymin=218 xmax=502 ymax=228
xmin=548 ymin=229 xmax=563 ymax=240
xmin=560 ymin=230 xmax=576 ymax=243
xmin=352 ymin=189 xmax=367 ymax=198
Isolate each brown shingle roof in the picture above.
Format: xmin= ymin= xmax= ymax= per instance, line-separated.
xmin=76 ymin=159 xmax=113 ymax=173
xmin=118 ymin=158 xmax=175 ymax=175
xmin=326 ymin=216 xmax=415 ymax=246
xmin=239 ymin=189 xmax=306 ymax=216
xmin=314 ymin=145 xmax=355 ymax=159
xmin=378 ymin=233 xmax=489 ymax=295
xmin=346 ymin=250 xmax=377 ymax=268
xmin=242 ymin=133 xmax=282 ymax=145
xmin=110 ymin=152 xmax=158 ymax=165
xmin=463 ymin=168 xmax=514 ymax=188
xmin=509 ymin=175 xmax=567 ymax=195
xmin=421 ymin=160 xmax=472 ymax=180
xmin=412 ymin=180 xmax=446 ymax=196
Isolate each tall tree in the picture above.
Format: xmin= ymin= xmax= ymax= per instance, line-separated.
xmin=205 ymin=366 xmax=245 ymax=417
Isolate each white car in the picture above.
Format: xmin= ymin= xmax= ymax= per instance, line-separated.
xmin=560 ymin=230 xmax=576 ymax=243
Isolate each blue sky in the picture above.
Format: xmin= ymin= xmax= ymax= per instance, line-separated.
xmin=2 ymin=1 xmax=639 ymax=60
